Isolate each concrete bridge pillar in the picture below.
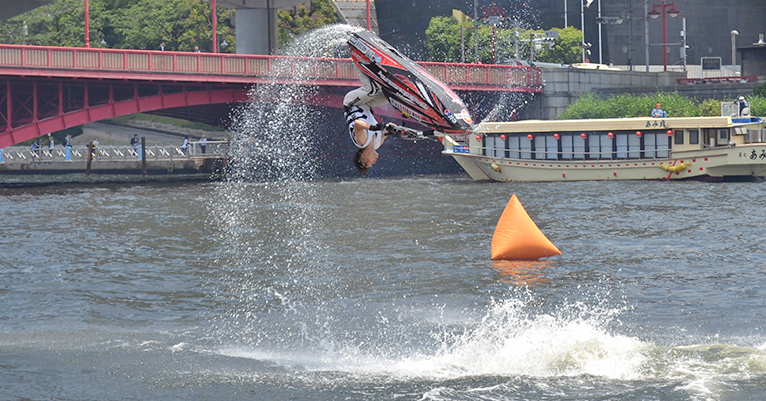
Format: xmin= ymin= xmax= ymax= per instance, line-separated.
xmin=212 ymin=0 xmax=306 ymax=55
xmin=234 ymin=8 xmax=278 ymax=55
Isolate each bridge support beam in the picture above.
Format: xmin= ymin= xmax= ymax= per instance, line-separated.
xmin=235 ymin=8 xmax=278 ymax=55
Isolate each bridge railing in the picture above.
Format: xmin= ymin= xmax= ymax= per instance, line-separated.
xmin=0 ymin=44 xmax=542 ymax=90
xmin=0 ymin=141 xmax=228 ymax=163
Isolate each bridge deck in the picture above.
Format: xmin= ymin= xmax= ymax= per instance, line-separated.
xmin=0 ymin=44 xmax=542 ymax=92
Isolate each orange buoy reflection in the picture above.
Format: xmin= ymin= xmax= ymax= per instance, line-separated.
xmin=492 ymin=259 xmax=554 ymax=287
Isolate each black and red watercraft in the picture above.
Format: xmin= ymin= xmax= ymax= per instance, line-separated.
xmin=348 ymin=31 xmax=473 ymax=133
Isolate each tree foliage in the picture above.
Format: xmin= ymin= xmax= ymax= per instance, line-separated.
xmin=278 ymin=0 xmax=339 ymax=49
xmin=753 ymin=82 xmax=766 ymax=98
xmin=558 ymin=92 xmax=765 ymax=119
xmin=424 ymin=16 xmax=583 ymax=64
xmin=533 ymin=26 xmax=582 ymax=65
xmin=0 ymin=0 xmax=340 ymax=53
xmin=0 ymin=0 xmax=107 ymax=47
xmin=0 ymin=0 xmax=235 ymax=52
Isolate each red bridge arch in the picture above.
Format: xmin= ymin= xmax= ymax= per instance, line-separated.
xmin=0 ymin=44 xmax=543 ymax=147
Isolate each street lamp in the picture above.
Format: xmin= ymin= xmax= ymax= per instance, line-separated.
xmin=647 ymin=0 xmax=680 ymax=71
xmin=84 ymin=0 xmax=90 ymax=48
xmin=212 ymin=0 xmax=217 ymax=53
xmin=730 ymin=30 xmax=739 ymax=72
xmin=481 ymin=4 xmax=506 ymax=64
xmin=460 ymin=25 xmax=475 ymax=63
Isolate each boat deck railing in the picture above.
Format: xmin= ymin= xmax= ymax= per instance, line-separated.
xmin=0 ymin=141 xmax=228 ymax=163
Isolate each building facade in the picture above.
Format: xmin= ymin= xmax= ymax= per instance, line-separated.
xmin=376 ymin=0 xmax=766 ymax=71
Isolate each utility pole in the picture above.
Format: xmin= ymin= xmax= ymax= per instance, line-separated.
xmin=212 ymin=0 xmax=217 ymax=53
xmin=474 ymin=0 xmax=480 ymax=62
xmin=644 ymin=0 xmax=650 ymax=71
xmin=681 ymin=18 xmax=687 ymax=72
xmin=627 ymin=6 xmax=634 ymax=70
xmin=581 ymin=0 xmax=585 ymax=62
xmin=598 ymin=0 xmax=603 ymax=64
xmin=84 ymin=0 xmax=90 ymax=48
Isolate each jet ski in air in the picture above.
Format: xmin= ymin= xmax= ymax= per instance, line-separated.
xmin=348 ymin=31 xmax=473 ymax=134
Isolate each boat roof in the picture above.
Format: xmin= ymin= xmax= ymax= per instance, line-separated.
xmin=477 ymin=116 xmax=764 ymax=134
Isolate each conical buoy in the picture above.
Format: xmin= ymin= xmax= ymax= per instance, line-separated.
xmin=491 ymin=194 xmax=561 ymax=260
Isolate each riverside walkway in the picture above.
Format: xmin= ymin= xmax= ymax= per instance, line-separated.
xmin=0 ymin=141 xmax=228 ymax=175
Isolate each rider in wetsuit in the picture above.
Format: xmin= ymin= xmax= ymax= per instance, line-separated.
xmin=344 ymin=73 xmax=396 ymax=173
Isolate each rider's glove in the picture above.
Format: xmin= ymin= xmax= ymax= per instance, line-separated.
xmin=384 ymin=123 xmax=402 ymax=136
xmin=369 ymin=122 xmax=385 ymax=131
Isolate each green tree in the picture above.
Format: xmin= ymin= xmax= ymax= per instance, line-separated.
xmin=424 ymin=16 xmax=583 ymax=64
xmin=278 ymin=0 xmax=339 ymax=49
xmin=0 ymin=0 xmax=108 ymax=47
xmin=532 ymin=26 xmax=582 ymax=64
xmin=558 ymin=92 xmax=701 ymax=119
xmin=753 ymin=82 xmax=766 ymax=98
xmin=0 ymin=0 xmax=234 ymax=52
xmin=751 ymin=97 xmax=765 ymax=117
xmin=110 ymin=0 xmax=233 ymax=52
xmin=699 ymin=99 xmax=721 ymax=116
xmin=425 ymin=16 xmax=507 ymax=63
xmin=424 ymin=16 xmax=463 ymax=62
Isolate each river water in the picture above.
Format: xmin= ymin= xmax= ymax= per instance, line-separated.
xmin=2 ymin=176 xmax=766 ymax=400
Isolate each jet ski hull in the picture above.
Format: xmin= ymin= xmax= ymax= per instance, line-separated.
xmin=348 ymin=31 xmax=472 ymax=133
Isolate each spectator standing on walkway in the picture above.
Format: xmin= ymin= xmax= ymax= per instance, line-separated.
xmin=200 ymin=135 xmax=207 ymax=154
xmin=651 ymin=103 xmax=667 ymax=118
xmin=194 ymin=46 xmax=201 ymax=53
xmin=92 ymin=137 xmax=100 ymax=159
xmin=181 ymin=136 xmax=189 ymax=155
xmin=159 ymin=42 xmax=166 ymax=51
xmin=48 ymin=133 xmax=54 ymax=149
xmin=130 ymin=134 xmax=139 ymax=152
xmin=64 ymin=134 xmax=72 ymax=161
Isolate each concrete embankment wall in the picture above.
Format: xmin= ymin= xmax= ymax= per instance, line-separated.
xmin=0 ymin=158 xmax=220 ymax=176
xmin=529 ymin=67 xmax=760 ymax=120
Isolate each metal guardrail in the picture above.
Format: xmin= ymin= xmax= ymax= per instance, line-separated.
xmin=0 ymin=141 xmax=228 ymax=163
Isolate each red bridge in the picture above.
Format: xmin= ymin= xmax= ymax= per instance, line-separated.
xmin=0 ymin=44 xmax=543 ymax=148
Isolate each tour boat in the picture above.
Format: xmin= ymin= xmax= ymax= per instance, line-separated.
xmin=441 ymin=115 xmax=766 ymax=182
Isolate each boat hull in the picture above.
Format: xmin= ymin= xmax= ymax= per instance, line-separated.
xmin=445 ymin=116 xmax=766 ymax=182
xmin=445 ymin=144 xmax=766 ymax=182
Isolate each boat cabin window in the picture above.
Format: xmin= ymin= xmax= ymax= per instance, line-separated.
xmin=615 ymin=134 xmax=628 ymax=158
xmin=644 ymin=133 xmax=670 ymax=158
xmin=534 ymin=136 xmax=545 ymax=160
xmin=520 ymin=137 xmax=532 ymax=159
xmin=718 ymin=129 xmax=729 ymax=142
xmin=589 ymin=134 xmax=612 ymax=159
xmin=702 ymin=128 xmax=716 ymax=147
xmin=486 ymin=135 xmax=505 ymax=158
xmin=482 ymin=131 xmax=673 ymax=161
xmin=689 ymin=129 xmax=699 ymax=145
xmin=674 ymin=130 xmax=684 ymax=145
xmin=508 ymin=136 xmax=520 ymax=158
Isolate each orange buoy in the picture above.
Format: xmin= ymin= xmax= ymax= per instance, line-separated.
xmin=491 ymin=194 xmax=562 ymax=260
